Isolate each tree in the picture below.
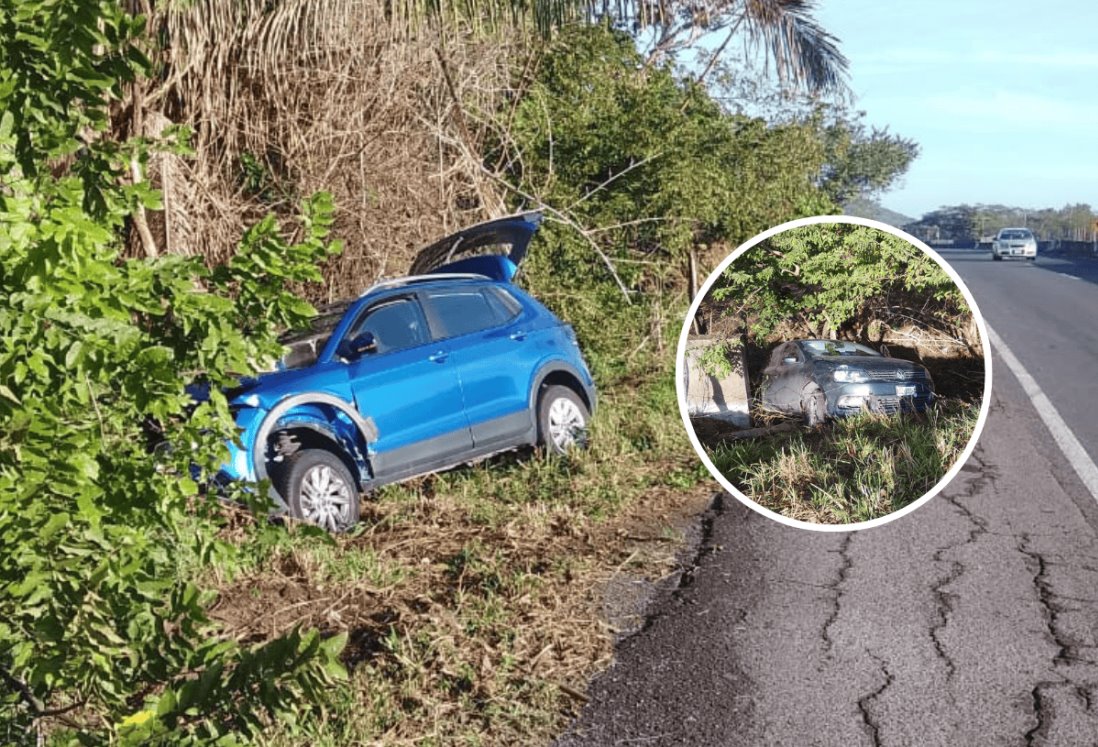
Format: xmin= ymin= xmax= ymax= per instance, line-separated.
xmin=491 ymin=26 xmax=834 ymax=376
xmin=818 ymin=118 xmax=919 ymax=206
xmin=710 ymin=223 xmax=967 ymax=340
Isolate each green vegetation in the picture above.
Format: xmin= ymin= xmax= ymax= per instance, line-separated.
xmin=708 ymin=403 xmax=980 ymax=524
xmin=0 ymin=3 xmax=345 ymax=743
xmin=710 ymin=222 xmax=969 ymax=340
xmin=816 ymin=118 xmax=919 ymax=206
xmin=906 ymin=202 xmax=1097 ymax=242
xmin=497 ymin=25 xmax=835 ymax=381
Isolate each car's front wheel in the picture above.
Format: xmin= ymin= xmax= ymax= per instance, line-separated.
xmin=538 ymin=385 xmax=590 ymax=454
xmin=802 ymin=387 xmax=827 ymax=427
xmin=992 ymin=252 xmax=1002 ymax=261
xmin=273 ymin=449 xmax=360 ymax=532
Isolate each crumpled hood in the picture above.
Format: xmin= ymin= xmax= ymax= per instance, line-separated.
xmin=185 ymin=369 xmax=297 ymax=408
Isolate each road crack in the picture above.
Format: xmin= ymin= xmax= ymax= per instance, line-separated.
xmin=928 ymin=558 xmax=962 ymax=680
xmin=1024 ymin=683 xmax=1052 ymax=745
xmin=821 ymin=532 xmax=854 ymax=658
xmin=1018 ymin=533 xmax=1073 ymax=666
xmin=926 ymin=451 xmax=995 ymax=680
xmin=857 ymin=653 xmax=894 ymax=747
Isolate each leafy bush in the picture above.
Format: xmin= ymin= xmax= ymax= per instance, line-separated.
xmin=711 ymin=222 xmax=968 ymax=339
xmin=0 ymin=2 xmax=344 ymax=743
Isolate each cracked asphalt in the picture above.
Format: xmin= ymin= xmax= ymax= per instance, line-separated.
xmin=557 ymin=251 xmax=1098 ymax=746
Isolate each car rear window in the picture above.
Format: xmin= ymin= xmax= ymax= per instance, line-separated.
xmin=424 ymin=288 xmax=507 ymax=339
xmin=483 ymin=286 xmax=523 ymax=321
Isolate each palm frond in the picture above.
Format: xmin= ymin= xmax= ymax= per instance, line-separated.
xmin=741 ymin=0 xmax=848 ymax=92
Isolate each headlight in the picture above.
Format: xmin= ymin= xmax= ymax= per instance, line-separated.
xmin=833 ymin=368 xmax=867 ymax=383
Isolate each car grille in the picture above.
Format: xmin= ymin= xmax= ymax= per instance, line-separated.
xmin=874 ymin=396 xmax=902 ymax=414
xmin=862 ymin=367 xmax=928 ymax=382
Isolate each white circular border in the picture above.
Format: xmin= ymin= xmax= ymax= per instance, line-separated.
xmin=675 ymin=214 xmax=993 ymax=532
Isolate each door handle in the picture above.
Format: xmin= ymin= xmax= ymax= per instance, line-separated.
xmin=428 ymin=350 xmax=448 ymax=363
xmin=509 ymin=331 xmax=526 ymax=341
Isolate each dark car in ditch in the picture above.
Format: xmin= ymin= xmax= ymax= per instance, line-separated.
xmin=759 ymin=340 xmax=935 ymax=425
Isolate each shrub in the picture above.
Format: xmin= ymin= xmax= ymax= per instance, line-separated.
xmin=0 ymin=2 xmax=344 ymax=742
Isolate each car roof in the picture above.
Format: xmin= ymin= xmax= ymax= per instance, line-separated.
xmin=357 ymin=272 xmax=493 ymax=298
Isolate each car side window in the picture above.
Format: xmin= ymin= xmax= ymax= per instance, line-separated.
xmin=767 ymin=346 xmax=786 ymax=369
xmin=347 ymin=296 xmax=429 ymax=355
xmin=423 ymin=288 xmax=507 ymax=339
xmin=770 ymin=343 xmax=801 ymax=368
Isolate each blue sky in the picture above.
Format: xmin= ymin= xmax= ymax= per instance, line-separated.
xmin=813 ymin=0 xmax=1098 ymax=219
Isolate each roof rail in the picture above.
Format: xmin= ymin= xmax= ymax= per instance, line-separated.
xmin=358 ymin=272 xmax=489 ymax=297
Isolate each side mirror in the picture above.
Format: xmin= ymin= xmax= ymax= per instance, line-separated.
xmin=879 ymin=344 xmax=891 ymax=358
xmin=340 ymin=331 xmax=377 ymax=359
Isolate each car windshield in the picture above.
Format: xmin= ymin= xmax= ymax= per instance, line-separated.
xmin=270 ymin=301 xmax=352 ymax=371
xmin=1000 ymin=230 xmax=1033 ymax=240
xmin=801 ymin=340 xmax=882 ymax=358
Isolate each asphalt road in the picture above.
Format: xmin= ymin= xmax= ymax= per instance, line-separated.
xmin=557 ymin=249 xmax=1098 ymax=746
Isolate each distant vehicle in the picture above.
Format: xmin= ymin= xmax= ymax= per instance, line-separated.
xmin=992 ymin=227 xmax=1037 ymax=261
xmin=207 ymin=212 xmax=596 ymax=532
xmin=759 ymin=340 xmax=935 ymax=426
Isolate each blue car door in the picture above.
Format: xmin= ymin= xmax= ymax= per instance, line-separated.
xmin=420 ymin=285 xmax=535 ymax=448
xmin=341 ymin=293 xmax=472 ymax=479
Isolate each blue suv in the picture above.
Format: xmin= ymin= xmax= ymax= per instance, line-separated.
xmin=219 ymin=211 xmax=596 ymax=531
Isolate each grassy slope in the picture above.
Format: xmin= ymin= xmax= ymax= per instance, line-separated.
xmin=190 ymin=364 xmax=713 ymax=745
xmin=706 ymin=402 xmax=980 ymax=524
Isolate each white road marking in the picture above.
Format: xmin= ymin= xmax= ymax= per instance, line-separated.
xmin=1065 ymin=274 xmax=1083 ymax=281
xmin=987 ymin=324 xmax=1098 ymax=503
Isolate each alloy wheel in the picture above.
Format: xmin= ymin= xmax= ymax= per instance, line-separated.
xmin=299 ymin=463 xmax=354 ymax=532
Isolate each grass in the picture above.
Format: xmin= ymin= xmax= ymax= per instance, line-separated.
xmin=706 ymin=401 xmax=980 ymax=524
xmin=187 ymin=370 xmax=715 ymax=746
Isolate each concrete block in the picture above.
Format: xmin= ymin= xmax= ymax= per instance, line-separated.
xmin=683 ymin=336 xmax=751 ymax=428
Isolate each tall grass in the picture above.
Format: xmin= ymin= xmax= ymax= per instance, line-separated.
xmin=707 ymin=402 xmax=979 ymax=524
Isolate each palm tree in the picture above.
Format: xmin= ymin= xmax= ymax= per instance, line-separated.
xmin=119 ymin=0 xmax=844 ymax=273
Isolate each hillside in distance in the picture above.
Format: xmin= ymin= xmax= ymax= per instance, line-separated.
xmin=842 ymin=196 xmax=915 ymax=228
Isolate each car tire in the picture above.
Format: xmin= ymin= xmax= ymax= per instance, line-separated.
xmin=273 ymin=448 xmax=360 ymax=532
xmin=992 ymin=253 xmax=1002 ymax=261
xmin=802 ymin=387 xmax=826 ymax=427
xmin=537 ymin=385 xmax=590 ymax=455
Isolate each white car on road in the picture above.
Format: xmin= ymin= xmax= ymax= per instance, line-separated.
xmin=992 ymin=227 xmax=1037 ymax=261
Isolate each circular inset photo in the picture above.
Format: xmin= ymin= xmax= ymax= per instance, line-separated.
xmin=677 ymin=216 xmax=991 ymax=531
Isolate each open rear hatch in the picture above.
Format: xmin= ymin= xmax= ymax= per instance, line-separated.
xmin=408 ymin=210 xmax=543 ymax=282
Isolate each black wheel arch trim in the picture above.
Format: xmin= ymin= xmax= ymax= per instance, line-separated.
xmin=252 ymin=392 xmax=379 ymax=510
xmin=529 ymin=361 xmax=596 ymax=413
